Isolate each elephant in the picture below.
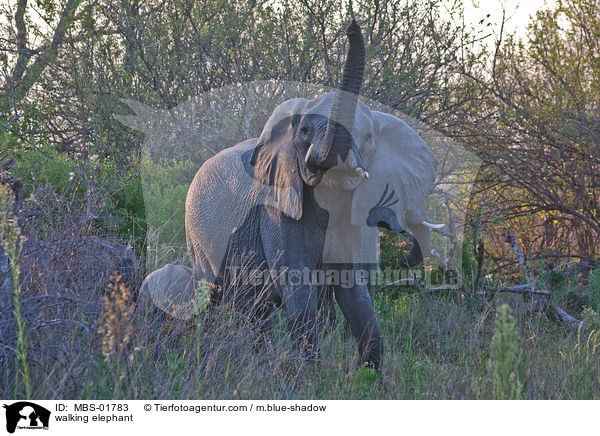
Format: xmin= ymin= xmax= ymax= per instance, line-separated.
xmin=179 ymin=19 xmax=440 ymax=370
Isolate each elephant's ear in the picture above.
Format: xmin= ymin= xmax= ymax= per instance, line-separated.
xmin=245 ymin=98 xmax=308 ymax=220
xmin=351 ymin=111 xmax=437 ymax=232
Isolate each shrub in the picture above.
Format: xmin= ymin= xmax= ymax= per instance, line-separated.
xmin=104 ymin=172 xmax=147 ymax=254
xmin=11 ymin=147 xmax=79 ymax=199
xmin=488 ymin=305 xmax=524 ymax=400
xmin=141 ymin=159 xmax=195 ymax=259
xmin=11 ymin=147 xmax=146 ymax=245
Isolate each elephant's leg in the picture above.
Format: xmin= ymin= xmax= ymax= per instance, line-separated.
xmin=282 ymin=282 xmax=319 ymax=360
xmin=187 ymin=230 xmax=217 ymax=283
xmin=219 ymin=210 xmax=268 ymax=310
xmin=249 ymin=298 xmax=275 ymax=353
xmin=333 ymin=279 xmax=383 ymax=371
xmin=317 ymin=285 xmax=337 ymax=332
xmin=258 ymin=193 xmax=329 ymax=361
xmin=204 ymin=208 xmax=276 ymax=343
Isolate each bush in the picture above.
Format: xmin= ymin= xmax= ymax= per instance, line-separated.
xmin=487 ymin=305 xmax=524 ymax=400
xmin=12 ymin=147 xmax=80 ymax=199
xmin=141 ymin=159 xmax=196 ymax=264
xmin=12 ymin=147 xmax=147 ymax=246
xmin=378 ymin=228 xmax=409 ymax=271
xmin=104 ymin=172 xmax=147 ymax=253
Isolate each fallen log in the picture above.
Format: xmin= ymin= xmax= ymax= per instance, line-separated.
xmin=545 ymin=304 xmax=588 ymax=330
xmin=501 ymin=233 xmax=588 ymax=330
xmin=381 ymin=278 xmax=424 ymax=293
xmin=514 ymin=296 xmax=587 ymax=331
xmin=477 ymin=285 xmax=553 ymax=297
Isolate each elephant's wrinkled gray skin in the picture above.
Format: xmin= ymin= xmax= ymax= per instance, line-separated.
xmin=181 ymin=20 xmax=439 ymax=370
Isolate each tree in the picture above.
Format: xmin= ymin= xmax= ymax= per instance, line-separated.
xmin=1 ymin=0 xmax=84 ymax=143
xmin=467 ymin=0 xmax=600 ymax=264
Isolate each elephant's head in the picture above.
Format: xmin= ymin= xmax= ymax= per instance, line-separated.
xmin=245 ymin=19 xmax=368 ymax=219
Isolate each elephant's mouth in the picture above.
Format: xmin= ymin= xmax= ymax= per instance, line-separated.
xmin=305 ymin=138 xmax=369 ymax=190
xmin=299 ymin=158 xmax=323 ymax=187
xmin=321 ymin=166 xmax=366 ymax=190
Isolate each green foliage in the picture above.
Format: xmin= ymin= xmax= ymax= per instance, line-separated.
xmin=104 ymin=169 xmax=147 ymax=247
xmin=11 ymin=147 xmax=80 ymax=199
xmin=487 ymin=305 xmax=524 ymax=400
xmin=379 ymin=228 xmax=405 ymax=271
xmin=541 ymin=268 xmax=573 ymax=309
xmin=81 ymin=354 xmax=113 ymax=399
xmin=460 ymin=238 xmax=478 ymax=288
xmin=141 ymin=159 xmax=195 ymax=261
xmin=194 ymin=280 xmax=212 ymax=318
xmin=350 ymin=366 xmax=381 ymax=399
xmin=399 ymin=354 xmax=426 ymax=398
xmin=582 ymin=308 xmax=600 ymax=331
xmin=11 ymin=147 xmax=147 ymax=245
xmin=540 ymin=269 xmax=567 ymax=292
xmin=0 ymin=131 xmax=20 ymax=155
xmin=378 ymin=229 xmax=425 ymax=294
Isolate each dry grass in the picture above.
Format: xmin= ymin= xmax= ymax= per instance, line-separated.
xmin=1 ymin=196 xmax=599 ymax=399
xmin=3 ymin=260 xmax=600 ymax=399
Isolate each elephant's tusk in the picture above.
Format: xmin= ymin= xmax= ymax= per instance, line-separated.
xmin=305 ymin=144 xmax=315 ymax=165
xmin=355 ymin=167 xmax=369 ymax=179
xmin=421 ymin=221 xmax=445 ymax=229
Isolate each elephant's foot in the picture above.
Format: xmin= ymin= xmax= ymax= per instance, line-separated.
xmin=360 ymin=359 xmax=381 ymax=374
xmin=358 ymin=341 xmax=382 ymax=373
xmin=208 ymin=278 xmax=223 ymax=306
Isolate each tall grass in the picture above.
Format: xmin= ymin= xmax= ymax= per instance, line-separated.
xmin=0 ymin=186 xmax=30 ymax=398
xmin=67 ymin=285 xmax=600 ymax=399
xmin=487 ymin=305 xmax=524 ymax=399
xmin=2 ymin=199 xmax=600 ymax=399
xmin=2 ymin=268 xmax=600 ymax=399
xmin=559 ymin=327 xmax=600 ymax=399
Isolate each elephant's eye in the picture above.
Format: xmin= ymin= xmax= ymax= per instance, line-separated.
xmin=300 ymin=126 xmax=309 ymax=135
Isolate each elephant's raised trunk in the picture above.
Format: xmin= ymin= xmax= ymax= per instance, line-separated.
xmin=306 ymin=19 xmax=366 ymax=171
